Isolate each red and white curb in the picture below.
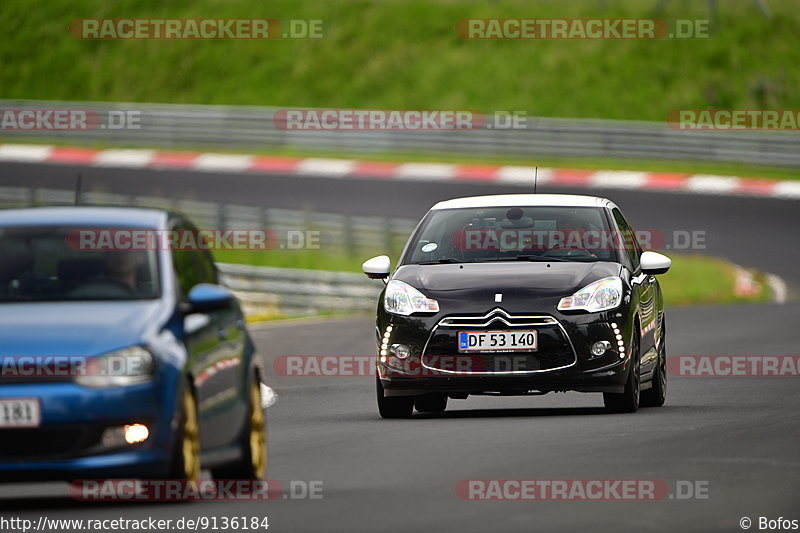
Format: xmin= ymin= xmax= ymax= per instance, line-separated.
xmin=1 ymin=143 xmax=799 ymax=199
xmin=734 ymin=267 xmax=789 ymax=304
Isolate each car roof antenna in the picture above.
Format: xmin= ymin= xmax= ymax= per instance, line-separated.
xmin=74 ymin=172 xmax=82 ymax=206
xmin=534 ymin=166 xmax=538 ymax=194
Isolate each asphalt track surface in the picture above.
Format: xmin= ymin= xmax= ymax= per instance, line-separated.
xmin=0 ymin=162 xmax=799 ymax=532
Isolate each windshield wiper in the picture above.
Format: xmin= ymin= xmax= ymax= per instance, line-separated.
xmin=416 ymin=258 xmax=464 ymax=265
xmin=486 ymin=255 xmax=572 ymax=263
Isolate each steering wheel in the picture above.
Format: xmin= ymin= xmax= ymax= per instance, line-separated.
xmin=542 ymin=247 xmax=596 ymax=259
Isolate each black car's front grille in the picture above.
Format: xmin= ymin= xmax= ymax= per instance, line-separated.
xmin=436 ymin=310 xmax=558 ymax=329
xmin=0 ymin=426 xmax=101 ymax=460
xmin=421 ymin=309 xmax=576 ymax=374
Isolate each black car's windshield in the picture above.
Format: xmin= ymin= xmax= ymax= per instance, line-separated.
xmin=0 ymin=226 xmax=161 ymax=302
xmin=404 ymin=206 xmax=619 ymax=265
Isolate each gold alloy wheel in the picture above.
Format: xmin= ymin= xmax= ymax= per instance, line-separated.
xmin=181 ymin=387 xmax=201 ymax=482
xmin=249 ymin=380 xmax=268 ymax=479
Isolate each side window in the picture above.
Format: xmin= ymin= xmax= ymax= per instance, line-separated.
xmin=194 ymin=248 xmax=218 ymax=285
xmin=612 ymin=209 xmax=641 ymax=270
xmin=172 ymin=247 xmax=200 ymax=301
xmin=172 ymin=248 xmax=198 ymax=301
xmin=170 ymin=220 xmax=217 ymax=300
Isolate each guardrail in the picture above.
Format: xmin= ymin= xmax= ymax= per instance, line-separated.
xmin=0 ymin=185 xmax=417 ymax=258
xmin=218 ymin=263 xmax=382 ymax=317
xmin=2 ymin=100 xmax=799 ymax=167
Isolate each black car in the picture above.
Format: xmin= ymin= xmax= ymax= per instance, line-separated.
xmin=363 ymin=194 xmax=671 ymax=418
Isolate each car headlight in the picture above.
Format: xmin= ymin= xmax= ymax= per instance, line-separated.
xmin=558 ymin=276 xmax=623 ymax=313
xmin=75 ymin=346 xmax=155 ymax=388
xmin=384 ymin=280 xmax=439 ymax=316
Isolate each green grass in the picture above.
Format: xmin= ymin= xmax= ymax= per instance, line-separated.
xmin=4 ymin=0 xmax=799 ymax=180
xmin=214 ymin=249 xmax=772 ymax=308
xmin=2 ymin=0 xmax=799 ymax=122
xmin=659 ymin=254 xmax=770 ymax=306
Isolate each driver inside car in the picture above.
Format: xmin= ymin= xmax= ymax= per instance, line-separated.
xmin=66 ymin=251 xmax=148 ymax=298
xmin=103 ymin=251 xmax=143 ymax=291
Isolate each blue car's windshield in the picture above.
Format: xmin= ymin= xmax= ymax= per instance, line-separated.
xmin=403 ymin=206 xmax=620 ymax=265
xmin=0 ymin=226 xmax=160 ymax=302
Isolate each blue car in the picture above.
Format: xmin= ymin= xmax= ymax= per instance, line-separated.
xmin=0 ymin=207 xmax=268 ymax=482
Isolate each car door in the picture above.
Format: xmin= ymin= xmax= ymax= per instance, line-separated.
xmin=611 ymin=208 xmax=658 ymax=375
xmin=172 ymin=221 xmax=246 ymax=450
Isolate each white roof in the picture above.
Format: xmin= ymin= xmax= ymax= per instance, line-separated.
xmin=431 ymin=194 xmax=617 ymax=210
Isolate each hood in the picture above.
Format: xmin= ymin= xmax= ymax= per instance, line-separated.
xmin=394 ymin=261 xmax=621 ymax=299
xmin=0 ymin=300 xmax=166 ymax=356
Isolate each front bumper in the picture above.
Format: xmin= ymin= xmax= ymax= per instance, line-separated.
xmin=0 ymin=380 xmax=174 ymax=481
xmin=377 ymin=307 xmax=633 ymax=397
xmin=380 ymin=363 xmax=628 ymax=396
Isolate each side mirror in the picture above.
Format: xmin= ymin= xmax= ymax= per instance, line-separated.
xmin=185 ymin=283 xmax=234 ymax=313
xmin=641 ymin=251 xmax=671 ymax=275
xmin=362 ymin=255 xmax=391 ymax=279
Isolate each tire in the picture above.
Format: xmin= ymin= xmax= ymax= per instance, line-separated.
xmin=170 ymin=381 xmax=202 ymax=482
xmin=376 ymin=377 xmax=414 ymax=418
xmin=212 ymin=377 xmax=268 ymax=479
xmin=641 ymin=320 xmax=667 ymax=408
xmin=415 ymin=394 xmax=447 ymax=413
xmin=603 ymin=331 xmax=641 ymax=413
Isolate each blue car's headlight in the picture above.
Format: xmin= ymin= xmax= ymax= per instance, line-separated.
xmin=384 ymin=280 xmax=439 ymax=316
xmin=558 ymin=276 xmax=623 ymax=313
xmin=75 ymin=346 xmax=155 ymax=388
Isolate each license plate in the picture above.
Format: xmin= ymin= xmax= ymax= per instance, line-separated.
xmin=458 ymin=330 xmax=537 ymax=352
xmin=0 ymin=398 xmax=41 ymax=428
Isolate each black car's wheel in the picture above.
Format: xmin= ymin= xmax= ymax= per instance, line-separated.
xmin=415 ymin=393 xmax=447 ymax=413
xmin=170 ymin=381 xmax=202 ymax=482
xmin=213 ymin=377 xmax=268 ymax=479
xmin=641 ymin=320 xmax=667 ymax=408
xmin=376 ymin=377 xmax=414 ymax=418
xmin=604 ymin=331 xmax=640 ymax=413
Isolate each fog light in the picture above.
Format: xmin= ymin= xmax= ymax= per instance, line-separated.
xmin=389 ymin=343 xmax=411 ymax=359
xmin=124 ymin=424 xmax=149 ymax=444
xmin=101 ymin=423 xmax=149 ymax=448
xmin=590 ymin=340 xmax=612 ymax=357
